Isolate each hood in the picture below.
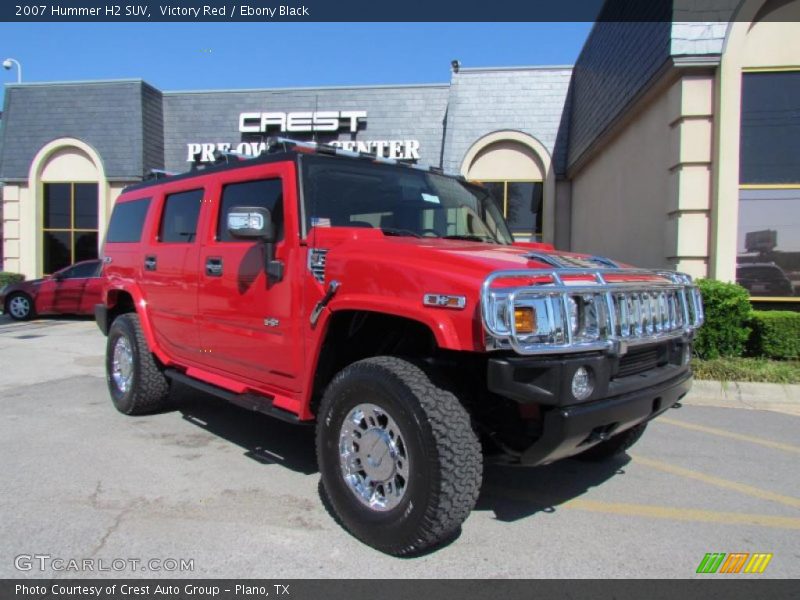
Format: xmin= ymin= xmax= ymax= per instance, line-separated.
xmin=311 ymin=227 xmax=628 ymax=281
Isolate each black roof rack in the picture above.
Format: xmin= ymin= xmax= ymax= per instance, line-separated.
xmin=146 ymin=169 xmax=177 ymax=180
xmin=126 ymin=138 xmax=462 ymax=193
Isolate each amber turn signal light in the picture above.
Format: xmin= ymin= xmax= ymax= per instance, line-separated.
xmin=514 ymin=307 xmax=536 ymax=334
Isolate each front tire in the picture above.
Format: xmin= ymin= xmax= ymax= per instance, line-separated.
xmin=6 ymin=293 xmax=35 ymax=321
xmin=575 ymin=422 xmax=647 ymax=461
xmin=106 ymin=313 xmax=170 ymax=415
xmin=316 ymin=356 xmax=482 ymax=556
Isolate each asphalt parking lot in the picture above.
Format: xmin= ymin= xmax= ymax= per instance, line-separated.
xmin=0 ymin=315 xmax=797 ymax=579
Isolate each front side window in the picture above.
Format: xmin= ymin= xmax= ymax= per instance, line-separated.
xmin=217 ymin=179 xmax=283 ymax=242
xmin=159 ymin=189 xmax=203 ymax=243
xmin=42 ymin=182 xmax=99 ymax=274
xmin=300 ymin=155 xmax=513 ymax=244
xmin=58 ymin=261 xmax=101 ymax=279
xmin=737 ymin=71 xmax=800 ymax=298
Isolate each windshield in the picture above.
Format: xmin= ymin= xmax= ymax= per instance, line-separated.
xmin=300 ymin=155 xmax=514 ymax=244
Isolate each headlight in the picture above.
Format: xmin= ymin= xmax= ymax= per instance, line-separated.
xmin=514 ymin=306 xmax=535 ymax=334
xmin=567 ymin=296 xmax=579 ymax=334
xmin=568 ymin=295 xmax=602 ymax=342
xmin=485 ymin=291 xmax=567 ymax=344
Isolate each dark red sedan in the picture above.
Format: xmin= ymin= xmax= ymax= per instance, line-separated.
xmin=1 ymin=260 xmax=103 ymax=321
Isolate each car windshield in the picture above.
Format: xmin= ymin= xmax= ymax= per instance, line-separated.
xmin=300 ymin=155 xmax=514 ymax=244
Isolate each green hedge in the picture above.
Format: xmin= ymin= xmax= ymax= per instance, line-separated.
xmin=0 ymin=272 xmax=25 ymax=287
xmin=693 ymin=279 xmax=752 ymax=360
xmin=748 ymin=310 xmax=800 ymax=360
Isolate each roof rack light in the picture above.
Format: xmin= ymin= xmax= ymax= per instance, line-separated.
xmin=147 ymin=169 xmax=177 ymax=180
xmin=212 ymin=149 xmax=250 ymax=164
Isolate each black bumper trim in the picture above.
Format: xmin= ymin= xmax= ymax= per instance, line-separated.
xmin=518 ymin=370 xmax=692 ymax=466
xmin=487 ymin=341 xmax=688 ymax=407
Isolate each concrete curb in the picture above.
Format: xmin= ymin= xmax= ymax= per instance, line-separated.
xmin=684 ymin=379 xmax=800 ymax=415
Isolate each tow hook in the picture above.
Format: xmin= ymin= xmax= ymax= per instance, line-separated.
xmin=310 ymin=280 xmax=340 ymax=326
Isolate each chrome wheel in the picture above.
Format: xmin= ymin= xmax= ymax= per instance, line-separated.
xmin=111 ymin=336 xmax=134 ymax=393
xmin=8 ymin=295 xmax=31 ymax=319
xmin=339 ymin=403 xmax=410 ymax=512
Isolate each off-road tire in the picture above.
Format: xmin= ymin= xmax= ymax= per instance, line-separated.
xmin=106 ymin=313 xmax=170 ymax=415
xmin=316 ymin=356 xmax=482 ymax=556
xmin=575 ymin=422 xmax=648 ymax=461
xmin=6 ymin=292 xmax=35 ymax=321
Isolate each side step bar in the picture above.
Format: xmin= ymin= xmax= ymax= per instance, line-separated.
xmin=164 ymin=369 xmax=302 ymax=425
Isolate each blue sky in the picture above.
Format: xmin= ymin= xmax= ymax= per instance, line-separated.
xmin=0 ymin=23 xmax=591 ymax=103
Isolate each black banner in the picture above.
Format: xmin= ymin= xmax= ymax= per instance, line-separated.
xmin=2 ymin=580 xmax=798 ymax=600
xmin=1 ymin=0 xmax=787 ymax=23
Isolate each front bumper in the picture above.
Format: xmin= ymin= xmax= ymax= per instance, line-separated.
xmin=487 ymin=342 xmax=692 ymax=465
xmin=518 ymin=369 xmax=691 ymax=465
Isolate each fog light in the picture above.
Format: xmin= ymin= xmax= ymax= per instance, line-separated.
xmin=572 ymin=367 xmax=594 ymax=401
xmin=514 ymin=307 xmax=535 ymax=334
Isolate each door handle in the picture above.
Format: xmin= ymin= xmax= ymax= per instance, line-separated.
xmin=205 ymin=257 xmax=223 ymax=277
xmin=144 ymin=255 xmax=157 ymax=271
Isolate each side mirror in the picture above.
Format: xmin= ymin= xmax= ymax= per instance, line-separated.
xmin=53 ymin=272 xmax=65 ymax=282
xmin=227 ymin=206 xmax=275 ymax=242
xmin=226 ymin=206 xmax=283 ymax=282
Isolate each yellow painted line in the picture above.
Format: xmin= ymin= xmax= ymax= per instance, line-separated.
xmin=562 ymin=498 xmax=800 ymax=530
xmin=657 ymin=417 xmax=800 ymax=455
xmin=631 ymin=454 xmax=800 ymax=510
xmin=483 ymin=486 xmax=800 ymax=530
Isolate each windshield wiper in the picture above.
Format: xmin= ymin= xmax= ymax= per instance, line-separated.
xmin=381 ymin=227 xmax=422 ymax=238
xmin=441 ymin=234 xmax=497 ymax=244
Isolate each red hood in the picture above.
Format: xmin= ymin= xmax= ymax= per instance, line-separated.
xmin=310 ymin=227 xmax=630 ymax=280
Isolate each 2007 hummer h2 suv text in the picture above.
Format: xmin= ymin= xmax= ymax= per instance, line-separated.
xmin=96 ymin=138 xmax=704 ymax=556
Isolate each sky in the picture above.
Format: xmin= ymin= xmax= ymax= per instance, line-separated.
xmin=0 ymin=22 xmax=592 ymax=104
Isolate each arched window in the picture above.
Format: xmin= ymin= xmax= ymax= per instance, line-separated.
xmin=29 ymin=139 xmax=107 ymax=276
xmin=40 ymin=148 xmax=99 ymax=273
xmin=461 ymin=132 xmax=553 ymax=242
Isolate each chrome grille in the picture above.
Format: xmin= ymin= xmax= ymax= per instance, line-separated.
xmin=611 ymin=289 xmax=686 ymax=338
xmin=308 ymin=249 xmax=328 ymax=283
xmin=481 ymin=268 xmax=704 ymax=356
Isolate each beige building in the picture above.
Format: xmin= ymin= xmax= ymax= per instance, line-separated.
xmin=564 ymin=0 xmax=800 ymax=301
xmin=1 ymin=0 xmax=799 ymax=304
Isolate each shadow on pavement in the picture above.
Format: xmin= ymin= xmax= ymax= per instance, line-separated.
xmin=172 ymin=381 xmax=317 ymax=475
xmin=171 ymin=379 xmax=630 ymax=522
xmin=476 ymin=454 xmax=630 ymax=522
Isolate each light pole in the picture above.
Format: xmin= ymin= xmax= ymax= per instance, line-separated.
xmin=2 ymin=58 xmax=22 ymax=83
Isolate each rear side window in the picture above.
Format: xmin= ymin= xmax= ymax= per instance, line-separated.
xmin=106 ymin=198 xmax=150 ymax=243
xmin=217 ymin=178 xmax=284 ymax=242
xmin=160 ymin=189 xmax=203 ymax=243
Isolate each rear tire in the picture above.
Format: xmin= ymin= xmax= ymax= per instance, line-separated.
xmin=106 ymin=313 xmax=170 ymax=415
xmin=575 ymin=423 xmax=648 ymax=461
xmin=6 ymin=293 xmax=35 ymax=321
xmin=316 ymin=356 xmax=482 ymax=556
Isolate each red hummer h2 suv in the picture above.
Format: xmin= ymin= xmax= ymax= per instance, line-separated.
xmin=96 ymin=139 xmax=704 ymax=556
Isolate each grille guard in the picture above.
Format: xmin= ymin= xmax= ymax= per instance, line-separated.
xmin=480 ymin=268 xmax=704 ymax=356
